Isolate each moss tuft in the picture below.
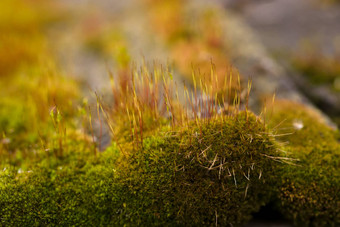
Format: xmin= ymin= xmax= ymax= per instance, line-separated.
xmin=115 ymin=111 xmax=284 ymax=226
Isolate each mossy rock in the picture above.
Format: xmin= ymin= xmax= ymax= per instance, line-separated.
xmin=115 ymin=111 xmax=284 ymax=226
xmin=269 ymin=100 xmax=340 ymax=226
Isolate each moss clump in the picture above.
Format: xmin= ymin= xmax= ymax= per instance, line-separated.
xmin=115 ymin=111 xmax=284 ymax=226
xmin=0 ymin=144 xmax=121 ymax=226
xmin=268 ymin=100 xmax=340 ymax=226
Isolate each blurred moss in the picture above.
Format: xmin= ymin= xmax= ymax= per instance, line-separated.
xmin=0 ymin=64 xmax=80 ymax=163
xmin=0 ymin=0 xmax=82 ymax=166
xmin=268 ymin=100 xmax=340 ymax=226
xmin=84 ymin=30 xmax=131 ymax=69
xmin=292 ymin=44 xmax=340 ymax=92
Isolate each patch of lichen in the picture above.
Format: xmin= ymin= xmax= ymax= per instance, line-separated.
xmin=0 ymin=143 xmax=121 ymax=226
xmin=114 ymin=111 xmax=284 ymax=226
xmin=268 ymin=100 xmax=340 ymax=226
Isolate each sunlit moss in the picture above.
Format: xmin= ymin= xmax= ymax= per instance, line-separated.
xmin=268 ymin=100 xmax=340 ymax=226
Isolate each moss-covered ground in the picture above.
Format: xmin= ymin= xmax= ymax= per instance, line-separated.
xmin=268 ymin=100 xmax=340 ymax=226
xmin=1 ymin=0 xmax=340 ymax=226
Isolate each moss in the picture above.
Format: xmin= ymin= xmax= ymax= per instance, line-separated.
xmin=0 ymin=143 xmax=121 ymax=226
xmin=0 ymin=64 xmax=80 ymax=163
xmin=268 ymin=100 xmax=340 ymax=226
xmin=115 ymin=111 xmax=284 ymax=226
xmin=84 ymin=30 xmax=131 ymax=69
xmin=0 ymin=0 xmax=81 ymax=162
xmin=292 ymin=44 xmax=340 ymax=92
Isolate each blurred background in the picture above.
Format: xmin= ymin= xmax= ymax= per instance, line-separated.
xmin=2 ymin=0 xmax=339 ymax=124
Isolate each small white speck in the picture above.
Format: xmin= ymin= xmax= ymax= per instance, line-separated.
xmin=18 ymin=168 xmax=23 ymax=174
xmin=293 ymin=120 xmax=304 ymax=130
xmin=2 ymin=167 xmax=6 ymax=171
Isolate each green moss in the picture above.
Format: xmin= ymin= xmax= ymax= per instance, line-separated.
xmin=0 ymin=0 xmax=81 ymax=164
xmin=115 ymin=111 xmax=284 ymax=226
xmin=0 ymin=144 xmax=121 ymax=226
xmin=0 ymin=111 xmax=285 ymax=226
xmin=0 ymin=65 xmax=80 ymax=164
xmin=268 ymin=100 xmax=340 ymax=226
